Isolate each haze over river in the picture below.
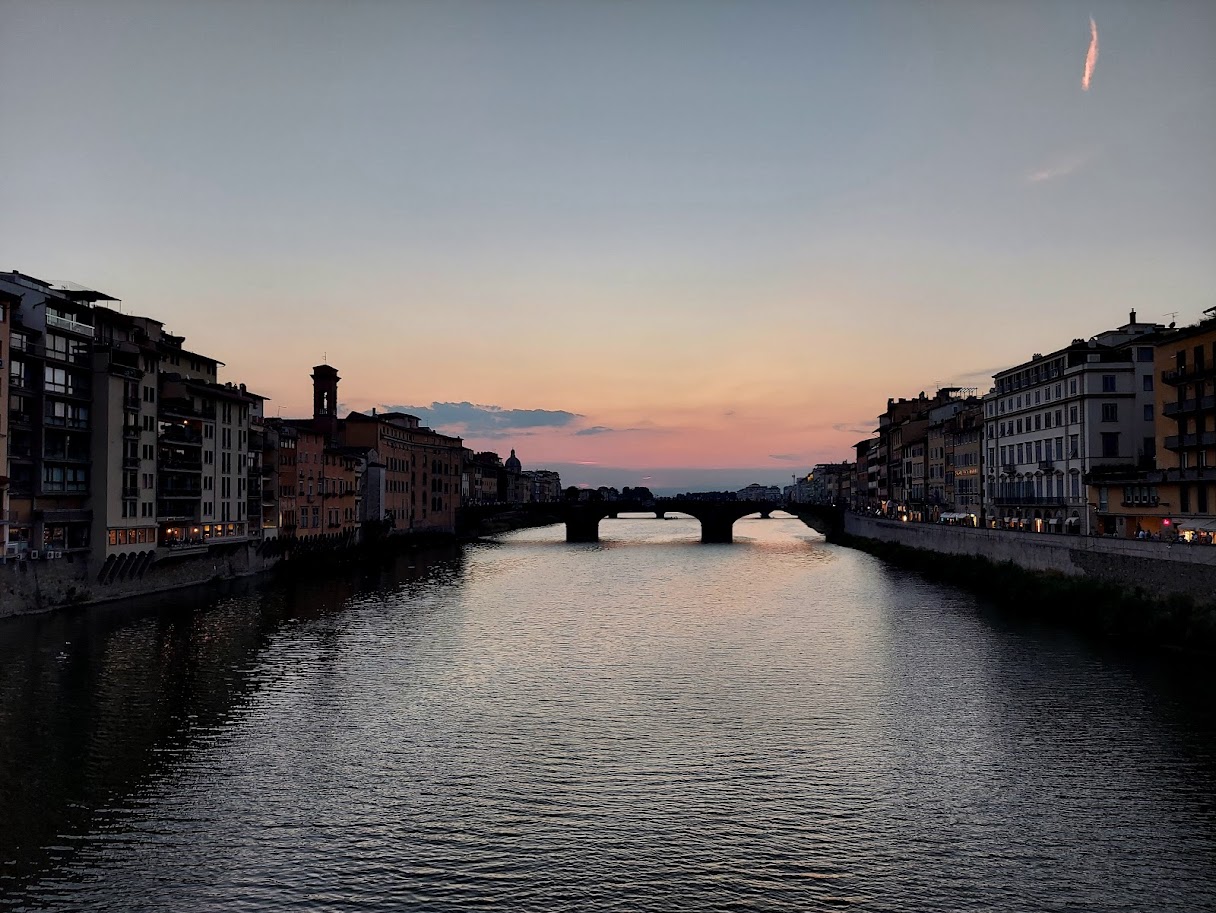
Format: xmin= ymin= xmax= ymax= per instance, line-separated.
xmin=2 ymin=515 xmax=1214 ymax=912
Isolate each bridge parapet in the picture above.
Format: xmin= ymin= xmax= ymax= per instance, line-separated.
xmin=458 ymin=499 xmax=842 ymax=544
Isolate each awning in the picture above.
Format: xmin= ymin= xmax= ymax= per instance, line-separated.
xmin=940 ymin=512 xmax=969 ymax=520
xmin=1047 ymin=518 xmax=1061 ymax=526
xmin=1178 ymin=518 xmax=1216 ymax=533
xmin=1064 ymin=517 xmax=1081 ymax=526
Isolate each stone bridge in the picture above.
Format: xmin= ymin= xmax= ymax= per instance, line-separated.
xmin=465 ymin=499 xmax=842 ymax=544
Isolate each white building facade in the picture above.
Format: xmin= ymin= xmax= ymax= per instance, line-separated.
xmin=983 ymin=313 xmax=1161 ymax=534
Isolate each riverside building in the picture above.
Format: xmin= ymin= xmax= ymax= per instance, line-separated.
xmin=1155 ymin=310 xmax=1216 ymax=539
xmin=1 ymin=271 xmax=265 ymax=570
xmin=983 ymin=311 xmax=1162 ymax=535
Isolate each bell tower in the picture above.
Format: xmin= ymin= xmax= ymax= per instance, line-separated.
xmin=311 ymin=363 xmax=340 ymax=440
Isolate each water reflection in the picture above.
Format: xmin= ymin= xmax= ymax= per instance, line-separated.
xmin=1 ymin=521 xmax=1214 ymax=913
xmin=0 ymin=545 xmax=464 ymax=896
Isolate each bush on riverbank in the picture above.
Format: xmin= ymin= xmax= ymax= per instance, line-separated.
xmin=836 ymin=533 xmax=1216 ymax=654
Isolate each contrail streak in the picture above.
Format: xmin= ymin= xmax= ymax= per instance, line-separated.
xmin=1082 ymin=16 xmax=1099 ymax=91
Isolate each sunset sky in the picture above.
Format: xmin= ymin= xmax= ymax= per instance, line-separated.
xmin=3 ymin=1 xmax=1214 ymax=490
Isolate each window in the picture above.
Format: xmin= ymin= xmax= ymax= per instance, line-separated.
xmin=1070 ymin=379 xmax=1077 ymax=395
xmin=1070 ymin=434 xmax=1079 ymax=458
xmin=1102 ymin=374 xmax=1117 ymax=392
xmin=1143 ymin=374 xmax=1154 ymax=392
xmin=44 ymin=366 xmax=67 ymax=393
xmin=1034 ymin=414 xmax=1041 ymax=431
xmin=1070 ymin=406 xmax=1079 ymax=423
xmin=1137 ymin=347 xmax=1153 ymax=362
xmin=1143 ymin=404 xmax=1154 ymax=422
xmin=1101 ymin=403 xmax=1118 ymax=422
xmin=1101 ymin=433 xmax=1120 ymax=458
xmin=1055 ymin=410 xmax=1063 ymax=426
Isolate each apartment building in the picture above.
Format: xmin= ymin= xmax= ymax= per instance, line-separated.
xmin=523 ymin=469 xmax=563 ymax=503
xmin=2 ymin=273 xmax=109 ymax=556
xmin=342 ymin=409 xmax=462 ymax=534
xmin=1120 ymin=311 xmax=1216 ymax=540
xmin=0 ymin=289 xmax=13 ymax=557
xmin=983 ymin=311 xmax=1161 ymax=534
xmin=1 ymin=271 xmax=266 ymax=568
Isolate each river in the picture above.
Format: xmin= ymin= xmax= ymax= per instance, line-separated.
xmin=1 ymin=515 xmax=1214 ymax=912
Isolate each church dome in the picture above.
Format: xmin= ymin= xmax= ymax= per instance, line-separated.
xmin=505 ymin=449 xmax=522 ymax=472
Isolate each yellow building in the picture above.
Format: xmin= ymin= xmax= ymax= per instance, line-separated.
xmin=1155 ymin=311 xmax=1216 ymax=541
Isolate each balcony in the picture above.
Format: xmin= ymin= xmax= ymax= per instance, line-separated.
xmin=10 ymin=411 xmax=33 ymax=426
xmin=46 ymin=313 xmax=94 ymax=336
xmin=1151 ymin=466 xmax=1216 ymax=483
xmin=46 ymin=384 xmax=92 ymax=401
xmin=43 ymin=450 xmax=91 ymax=463
xmin=109 ymin=364 xmax=143 ymax=382
xmin=44 ymin=415 xmax=90 ymax=430
xmin=161 ymin=401 xmax=200 ymax=420
xmin=122 ymin=486 xmax=139 ymax=499
xmin=158 ymin=487 xmax=202 ymax=499
xmin=1163 ymin=395 xmax=1216 ymax=417
xmin=123 ymin=425 xmax=141 ymax=439
xmin=122 ymin=456 xmax=141 ymax=469
xmin=161 ymin=458 xmax=202 ymax=472
xmin=1164 ymin=432 xmax=1216 ymax=451
xmin=123 ymin=395 xmax=142 ymax=411
xmin=991 ymin=495 xmax=1086 ymax=507
xmin=1162 ymin=362 xmax=1216 ymax=385
xmin=1038 ymin=460 xmax=1054 ymax=471
xmin=160 ymin=425 xmax=202 ymax=445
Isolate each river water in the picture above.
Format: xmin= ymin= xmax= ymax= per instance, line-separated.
xmin=1 ymin=515 xmax=1214 ymax=912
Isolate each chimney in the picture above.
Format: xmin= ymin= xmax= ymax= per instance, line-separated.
xmin=1129 ymin=309 xmax=1137 ymax=324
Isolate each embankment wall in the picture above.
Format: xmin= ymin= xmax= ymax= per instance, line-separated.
xmin=843 ymin=514 xmax=1216 ymax=601
xmin=0 ymin=545 xmax=279 ymax=619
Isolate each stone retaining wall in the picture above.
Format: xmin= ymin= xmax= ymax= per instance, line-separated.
xmin=844 ymin=514 xmax=1216 ymax=601
xmin=0 ymin=545 xmax=279 ymax=619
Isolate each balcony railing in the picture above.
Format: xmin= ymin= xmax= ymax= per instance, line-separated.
xmin=122 ymin=456 xmax=141 ymax=469
xmin=1164 ymin=432 xmax=1216 ymax=450
xmin=123 ymin=425 xmax=141 ymax=439
xmin=124 ymin=395 xmax=142 ymax=411
xmin=160 ymin=426 xmax=202 ymax=445
xmin=161 ymin=458 xmax=202 ymax=472
xmin=1150 ymin=466 xmax=1216 ymax=483
xmin=158 ymin=487 xmax=202 ymax=498
xmin=46 ymin=313 xmax=95 ymax=336
xmin=122 ymin=486 xmax=139 ymax=499
xmin=44 ymin=416 xmax=90 ymax=430
xmin=1163 ymin=395 xmax=1216 ymax=417
xmin=1162 ymin=363 xmax=1216 ymax=385
xmin=43 ymin=450 xmax=91 ymax=462
xmin=990 ymin=495 xmax=1086 ymax=507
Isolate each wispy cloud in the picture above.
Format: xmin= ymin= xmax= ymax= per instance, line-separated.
xmin=1025 ymin=150 xmax=1092 ymax=184
xmin=1082 ymin=16 xmax=1099 ymax=91
xmin=768 ymin=453 xmax=802 ymax=462
xmin=832 ymin=420 xmax=876 ymax=435
xmin=379 ymin=401 xmax=581 ymax=436
xmin=573 ymin=425 xmax=659 ymax=437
